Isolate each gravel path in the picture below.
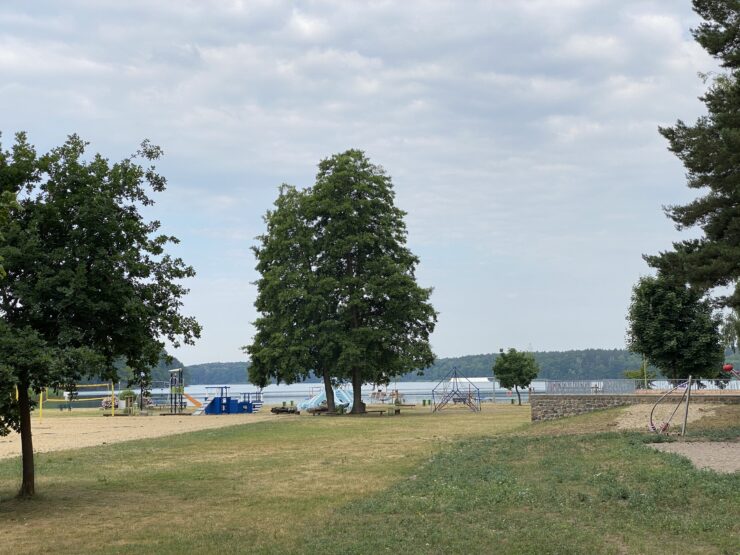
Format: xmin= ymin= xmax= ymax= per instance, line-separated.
xmin=650 ymin=442 xmax=740 ymax=473
xmin=0 ymin=413 xmax=275 ymax=460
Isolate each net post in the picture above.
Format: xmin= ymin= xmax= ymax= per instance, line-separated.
xmin=681 ymin=375 xmax=692 ymax=436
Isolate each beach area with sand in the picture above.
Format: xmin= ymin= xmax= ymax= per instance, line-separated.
xmin=0 ymin=412 xmax=276 ymax=460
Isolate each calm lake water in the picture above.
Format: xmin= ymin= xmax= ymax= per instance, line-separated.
xmin=151 ymin=379 xmax=541 ymax=404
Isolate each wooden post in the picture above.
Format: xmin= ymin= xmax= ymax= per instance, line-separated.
xmin=681 ymin=375 xmax=692 ymax=436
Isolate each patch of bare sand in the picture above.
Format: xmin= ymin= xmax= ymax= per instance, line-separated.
xmin=650 ymin=442 xmax=740 ymax=473
xmin=0 ymin=413 xmax=278 ymax=460
xmin=614 ymin=403 xmax=718 ymax=431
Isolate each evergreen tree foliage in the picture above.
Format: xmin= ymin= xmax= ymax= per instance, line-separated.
xmin=627 ymin=275 xmax=723 ymax=380
xmin=645 ymin=1 xmax=740 ymax=309
xmin=0 ymin=133 xmax=200 ymax=496
xmin=492 ymin=348 xmax=539 ymax=405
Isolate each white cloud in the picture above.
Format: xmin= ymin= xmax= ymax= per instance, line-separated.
xmin=0 ymin=0 xmax=720 ymax=362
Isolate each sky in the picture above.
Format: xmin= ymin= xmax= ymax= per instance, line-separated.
xmin=0 ymin=1 xmax=717 ymax=365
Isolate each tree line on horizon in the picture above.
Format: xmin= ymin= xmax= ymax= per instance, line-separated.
xmin=177 ymin=348 xmax=740 ymax=386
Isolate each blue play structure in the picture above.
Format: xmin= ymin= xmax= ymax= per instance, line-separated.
xmin=297 ymin=387 xmax=353 ymax=412
xmin=203 ymin=386 xmax=263 ymax=415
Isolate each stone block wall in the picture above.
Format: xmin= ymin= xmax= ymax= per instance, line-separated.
xmin=530 ymin=394 xmax=740 ymax=422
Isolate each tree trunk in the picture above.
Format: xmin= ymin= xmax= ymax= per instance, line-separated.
xmin=515 ymin=385 xmax=521 ymax=406
xmin=321 ymin=369 xmax=336 ymax=412
xmin=17 ymin=382 xmax=35 ymax=498
xmin=350 ymin=368 xmax=366 ymax=414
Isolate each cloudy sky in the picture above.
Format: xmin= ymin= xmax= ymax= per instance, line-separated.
xmin=1 ymin=1 xmax=715 ymax=365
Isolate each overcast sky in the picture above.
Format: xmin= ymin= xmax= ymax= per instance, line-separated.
xmin=1 ymin=1 xmax=715 ymax=365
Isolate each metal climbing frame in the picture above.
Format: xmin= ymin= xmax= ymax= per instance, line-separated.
xmin=169 ymin=368 xmax=185 ymax=414
xmin=432 ymin=367 xmax=482 ymax=412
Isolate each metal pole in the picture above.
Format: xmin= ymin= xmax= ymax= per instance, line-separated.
xmin=681 ymin=375 xmax=692 ymax=436
xmin=642 ymin=356 xmax=648 ymax=390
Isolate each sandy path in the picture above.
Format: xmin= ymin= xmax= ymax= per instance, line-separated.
xmin=650 ymin=442 xmax=740 ymax=473
xmin=614 ymin=403 xmax=718 ymax=431
xmin=0 ymin=413 xmax=276 ymax=460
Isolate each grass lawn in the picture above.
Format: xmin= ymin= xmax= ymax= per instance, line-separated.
xmin=0 ymin=404 xmax=738 ymax=554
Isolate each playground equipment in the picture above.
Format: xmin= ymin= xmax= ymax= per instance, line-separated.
xmin=168 ymin=368 xmax=185 ymax=414
xmin=723 ymin=363 xmax=739 ymax=380
xmin=197 ymin=386 xmax=263 ymax=415
xmin=432 ymin=368 xmax=481 ymax=413
xmin=369 ymin=388 xmax=406 ymax=404
xmin=297 ymin=387 xmax=353 ymax=413
xmin=648 ymin=376 xmax=693 ymax=435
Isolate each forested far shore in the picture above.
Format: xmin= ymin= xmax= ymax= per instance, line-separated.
xmin=172 ymin=349 xmax=740 ymax=385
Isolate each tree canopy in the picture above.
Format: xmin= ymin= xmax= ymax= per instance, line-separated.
xmin=627 ymin=275 xmax=723 ymax=380
xmin=644 ymin=0 xmax=740 ymax=310
xmin=492 ymin=348 xmax=539 ymax=405
xmin=0 ymin=133 xmax=200 ymax=496
xmin=247 ymin=150 xmax=437 ymax=413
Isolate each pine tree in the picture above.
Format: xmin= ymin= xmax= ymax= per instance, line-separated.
xmin=645 ymin=1 xmax=740 ymax=309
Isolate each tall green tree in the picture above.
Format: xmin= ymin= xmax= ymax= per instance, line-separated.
xmin=246 ymin=185 xmax=340 ymax=411
xmin=644 ymin=1 xmax=740 ymax=309
xmin=247 ymin=151 xmax=437 ymax=413
xmin=0 ymin=133 xmax=200 ymax=497
xmin=493 ymin=348 xmax=539 ymax=405
xmin=627 ymin=275 xmax=723 ymax=380
xmin=307 ymin=150 xmax=436 ymax=413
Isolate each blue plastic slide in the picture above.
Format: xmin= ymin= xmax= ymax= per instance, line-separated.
xmin=297 ymin=387 xmax=354 ymax=412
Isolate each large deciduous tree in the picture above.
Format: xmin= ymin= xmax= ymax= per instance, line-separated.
xmin=627 ymin=275 xmax=723 ymax=380
xmin=246 ymin=185 xmax=340 ymax=411
xmin=493 ymin=348 xmax=539 ymax=405
xmin=310 ymin=150 xmax=437 ymax=413
xmin=247 ymin=150 xmax=437 ymax=414
xmin=644 ymin=1 xmax=740 ymax=309
xmin=0 ymin=133 xmax=200 ymax=497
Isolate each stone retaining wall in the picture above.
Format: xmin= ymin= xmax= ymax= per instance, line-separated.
xmin=530 ymin=393 xmax=740 ymax=422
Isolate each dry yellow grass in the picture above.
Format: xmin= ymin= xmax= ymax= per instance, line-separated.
xmin=0 ymin=404 xmax=530 ymax=554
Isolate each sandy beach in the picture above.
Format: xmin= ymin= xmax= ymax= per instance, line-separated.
xmin=0 ymin=412 xmax=276 ymax=460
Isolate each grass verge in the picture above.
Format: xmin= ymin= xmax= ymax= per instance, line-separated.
xmin=0 ymin=403 xmax=737 ymax=554
xmin=0 ymin=405 xmax=527 ymax=554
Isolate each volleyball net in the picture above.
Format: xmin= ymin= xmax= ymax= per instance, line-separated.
xmin=43 ymin=383 xmax=114 ymax=403
xmin=38 ymin=382 xmax=121 ymax=420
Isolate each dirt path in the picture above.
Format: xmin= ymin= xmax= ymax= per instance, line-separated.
xmin=615 ymin=403 xmax=718 ymax=431
xmin=0 ymin=413 xmax=276 ymax=460
xmin=650 ymin=442 xmax=740 ymax=473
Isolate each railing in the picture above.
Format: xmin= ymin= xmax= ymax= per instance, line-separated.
xmin=542 ymin=378 xmax=740 ymax=395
